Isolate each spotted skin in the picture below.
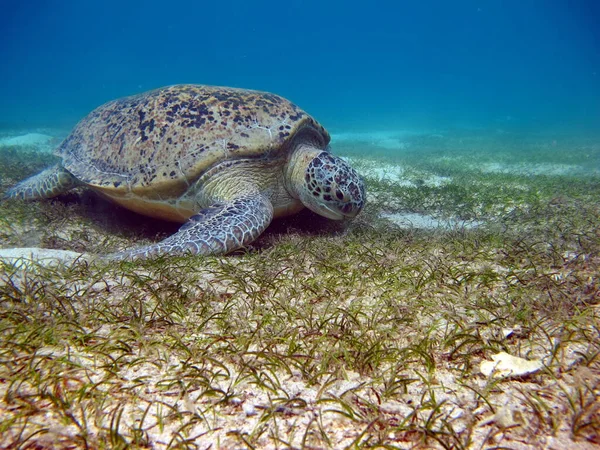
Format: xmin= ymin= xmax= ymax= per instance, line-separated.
xmin=110 ymin=193 xmax=273 ymax=260
xmin=4 ymin=164 xmax=79 ymax=200
xmin=304 ymin=152 xmax=365 ymax=218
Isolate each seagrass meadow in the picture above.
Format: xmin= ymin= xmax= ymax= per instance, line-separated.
xmin=0 ymin=130 xmax=599 ymax=449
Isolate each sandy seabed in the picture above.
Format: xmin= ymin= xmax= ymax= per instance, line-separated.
xmin=0 ymin=127 xmax=599 ymax=449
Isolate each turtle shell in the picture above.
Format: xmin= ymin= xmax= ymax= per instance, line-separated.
xmin=56 ymin=85 xmax=330 ymax=198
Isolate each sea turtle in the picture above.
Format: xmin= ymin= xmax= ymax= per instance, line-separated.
xmin=5 ymin=85 xmax=365 ymax=259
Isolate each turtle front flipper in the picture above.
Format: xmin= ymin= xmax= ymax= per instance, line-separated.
xmin=4 ymin=164 xmax=80 ymax=200
xmin=109 ymin=193 xmax=274 ymax=260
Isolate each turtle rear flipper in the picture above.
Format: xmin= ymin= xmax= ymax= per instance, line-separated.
xmin=4 ymin=164 xmax=79 ymax=200
xmin=109 ymin=193 xmax=274 ymax=260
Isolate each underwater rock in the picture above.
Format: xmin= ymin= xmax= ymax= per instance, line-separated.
xmin=242 ymin=402 xmax=257 ymax=416
xmin=480 ymin=352 xmax=544 ymax=379
xmin=493 ymin=406 xmax=520 ymax=428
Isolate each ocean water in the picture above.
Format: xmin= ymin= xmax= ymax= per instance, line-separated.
xmin=2 ymin=3 xmax=600 ymax=447
xmin=1 ymin=0 xmax=599 ymax=133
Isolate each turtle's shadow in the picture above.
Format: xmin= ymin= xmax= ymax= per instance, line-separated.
xmin=64 ymin=190 xmax=348 ymax=249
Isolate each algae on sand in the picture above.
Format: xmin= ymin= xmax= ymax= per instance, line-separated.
xmin=0 ymin=130 xmax=599 ymax=449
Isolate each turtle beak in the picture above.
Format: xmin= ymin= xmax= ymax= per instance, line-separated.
xmin=318 ymin=204 xmax=345 ymax=220
xmin=340 ymin=201 xmax=364 ymax=219
xmin=342 ymin=206 xmax=361 ymax=219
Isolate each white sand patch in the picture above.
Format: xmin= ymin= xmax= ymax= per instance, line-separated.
xmin=331 ymin=130 xmax=415 ymax=150
xmin=381 ymin=212 xmax=483 ymax=229
xmin=331 ymin=130 xmax=413 ymax=141
xmin=367 ymin=166 xmax=448 ymax=187
xmin=367 ymin=164 xmax=411 ymax=185
xmin=0 ymin=247 xmax=87 ymax=269
xmin=0 ymin=133 xmax=57 ymax=152
xmin=422 ymin=174 xmax=451 ymax=186
xmin=342 ymin=157 xmax=452 ymax=187
xmin=376 ymin=138 xmax=410 ymax=150
xmin=477 ymin=162 xmax=591 ymax=176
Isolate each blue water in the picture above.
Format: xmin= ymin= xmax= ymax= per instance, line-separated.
xmin=1 ymin=0 xmax=599 ymax=133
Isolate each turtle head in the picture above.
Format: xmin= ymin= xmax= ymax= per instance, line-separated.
xmin=289 ymin=147 xmax=365 ymax=220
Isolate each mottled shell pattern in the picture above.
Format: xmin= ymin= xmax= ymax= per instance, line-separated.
xmin=56 ymin=85 xmax=330 ymax=197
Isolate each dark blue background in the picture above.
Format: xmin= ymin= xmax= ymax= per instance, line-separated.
xmin=1 ymin=0 xmax=598 ymax=131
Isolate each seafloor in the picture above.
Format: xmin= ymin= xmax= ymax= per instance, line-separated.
xmin=0 ymin=127 xmax=598 ymax=449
